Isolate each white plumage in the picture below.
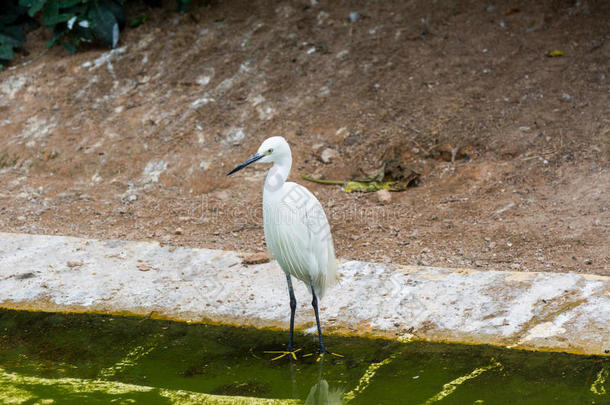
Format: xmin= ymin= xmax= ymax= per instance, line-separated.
xmin=227 ymin=136 xmax=337 ymax=355
xmin=263 ymin=180 xmax=337 ymax=299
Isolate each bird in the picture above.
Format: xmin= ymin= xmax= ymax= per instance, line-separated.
xmin=227 ymin=136 xmax=337 ymax=358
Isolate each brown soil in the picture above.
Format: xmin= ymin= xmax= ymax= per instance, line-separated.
xmin=1 ymin=0 xmax=608 ymax=276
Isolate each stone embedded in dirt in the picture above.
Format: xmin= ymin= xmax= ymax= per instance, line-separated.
xmin=67 ymin=261 xmax=83 ymax=268
xmin=174 ymin=228 xmax=184 ymax=235
xmin=242 ymin=251 xmax=270 ymax=265
xmin=349 ymin=11 xmax=360 ymax=22
xmin=320 ymin=148 xmax=339 ymax=163
xmin=312 ymin=143 xmax=325 ymax=155
xmin=210 ymin=190 xmax=230 ymax=201
xmin=225 ymin=128 xmax=245 ymax=145
xmin=376 ymin=189 xmax=392 ymax=204
xmin=142 ymin=159 xmax=167 ymax=183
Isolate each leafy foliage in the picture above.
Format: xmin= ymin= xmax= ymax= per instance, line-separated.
xmin=0 ymin=0 xmax=35 ymax=65
xmin=1 ymin=0 xmax=131 ymax=67
xmin=0 ymin=0 xmax=199 ymax=68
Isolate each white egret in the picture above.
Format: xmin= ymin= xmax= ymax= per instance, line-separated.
xmin=227 ymin=136 xmax=338 ymax=357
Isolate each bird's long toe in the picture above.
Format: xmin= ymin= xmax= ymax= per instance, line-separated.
xmin=264 ymin=348 xmax=302 ymax=361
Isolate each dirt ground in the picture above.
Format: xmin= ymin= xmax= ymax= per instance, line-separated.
xmin=1 ymin=0 xmax=608 ymax=276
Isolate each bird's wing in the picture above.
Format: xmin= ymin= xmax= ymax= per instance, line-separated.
xmin=265 ymin=182 xmax=337 ymax=298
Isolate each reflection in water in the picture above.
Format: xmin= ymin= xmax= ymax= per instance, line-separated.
xmin=294 ymin=357 xmax=344 ymax=405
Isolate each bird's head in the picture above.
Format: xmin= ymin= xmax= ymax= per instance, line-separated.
xmin=227 ymin=136 xmax=291 ymax=175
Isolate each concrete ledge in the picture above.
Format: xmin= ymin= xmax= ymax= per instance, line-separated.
xmin=0 ymin=232 xmax=608 ymax=356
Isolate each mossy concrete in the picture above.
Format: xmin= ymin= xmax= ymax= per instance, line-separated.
xmin=0 ymin=232 xmax=608 ymax=355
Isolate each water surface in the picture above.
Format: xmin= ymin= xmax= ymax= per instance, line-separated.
xmin=0 ymin=309 xmax=607 ymax=404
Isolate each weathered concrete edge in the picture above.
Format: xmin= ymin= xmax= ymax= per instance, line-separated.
xmin=0 ymin=232 xmax=608 ymax=356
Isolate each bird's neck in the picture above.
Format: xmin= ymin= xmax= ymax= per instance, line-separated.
xmin=264 ymin=156 xmax=292 ymax=193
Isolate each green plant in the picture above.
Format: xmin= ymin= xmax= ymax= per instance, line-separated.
xmin=23 ymin=0 xmax=127 ymax=51
xmin=1 ymin=0 xmax=128 ymax=67
xmin=0 ymin=1 xmax=35 ymax=66
xmin=0 ymin=0 xmax=199 ymax=68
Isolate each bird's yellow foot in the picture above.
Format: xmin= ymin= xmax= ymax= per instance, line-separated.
xmin=264 ymin=348 xmax=302 ymax=361
xmin=302 ymin=352 xmax=343 ymax=361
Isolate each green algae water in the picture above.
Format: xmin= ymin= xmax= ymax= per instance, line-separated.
xmin=0 ymin=309 xmax=607 ymax=404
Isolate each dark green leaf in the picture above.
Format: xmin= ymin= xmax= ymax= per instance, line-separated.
xmin=104 ymin=0 xmax=125 ymax=29
xmin=0 ymin=43 xmax=14 ymax=60
xmin=0 ymin=33 xmax=19 ymax=47
xmin=19 ymin=0 xmax=46 ymax=17
xmin=177 ymin=0 xmax=189 ymax=13
xmin=30 ymin=0 xmax=46 ymax=16
xmin=41 ymin=0 xmax=74 ymax=26
xmin=58 ymin=0 xmax=84 ymax=8
xmin=46 ymin=23 xmax=67 ymax=47
xmin=62 ymin=41 xmax=76 ymax=53
xmin=44 ymin=12 xmax=74 ymax=26
xmin=42 ymin=0 xmax=58 ymax=26
xmin=0 ymin=26 xmax=26 ymax=46
xmin=89 ymin=3 xmax=118 ymax=47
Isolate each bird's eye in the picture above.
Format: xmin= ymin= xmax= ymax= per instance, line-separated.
xmin=267 ymin=148 xmax=273 ymax=154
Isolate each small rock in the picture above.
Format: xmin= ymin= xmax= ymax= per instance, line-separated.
xmin=225 ymin=128 xmax=246 ymax=145
xmin=210 ymin=190 xmax=230 ymax=201
xmin=376 ymin=189 xmax=392 ymax=204
xmin=320 ymin=148 xmax=339 ymax=164
xmin=312 ymin=143 xmax=325 ymax=155
xmin=243 ymin=251 xmax=270 ymax=265
xmin=138 ymin=264 xmax=151 ymax=271
xmin=349 ymin=11 xmax=360 ymax=23
xmin=174 ymin=228 xmax=184 ymax=235
xmin=584 ymin=258 xmax=593 ymax=265
xmin=67 ymin=261 xmax=83 ymax=268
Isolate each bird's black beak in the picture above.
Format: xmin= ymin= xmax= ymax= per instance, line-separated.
xmin=226 ymin=153 xmax=264 ymax=176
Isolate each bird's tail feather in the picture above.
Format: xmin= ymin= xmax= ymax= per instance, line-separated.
xmin=315 ymin=239 xmax=338 ymax=300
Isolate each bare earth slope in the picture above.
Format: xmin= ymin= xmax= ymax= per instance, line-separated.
xmin=1 ymin=0 xmax=608 ymax=275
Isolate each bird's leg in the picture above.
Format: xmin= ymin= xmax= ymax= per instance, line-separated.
xmin=287 ymin=274 xmax=297 ymax=352
xmin=265 ymin=274 xmax=300 ymax=361
xmin=310 ymin=276 xmax=326 ymax=355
